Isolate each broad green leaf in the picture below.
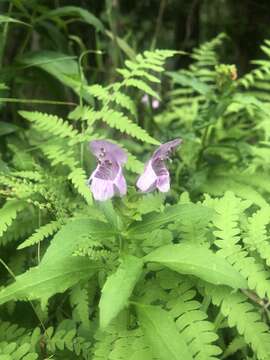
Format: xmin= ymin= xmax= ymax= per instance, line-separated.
xmin=42 ymin=218 xmax=115 ymax=265
xmin=38 ymin=6 xmax=104 ymax=32
xmin=19 ymin=51 xmax=82 ymax=93
xmin=99 ymin=255 xmax=143 ymax=328
xmin=128 ymin=203 xmax=214 ymax=236
xmin=136 ymin=304 xmax=192 ymax=360
xmin=145 ymin=244 xmax=248 ymax=289
xmin=0 ymin=257 xmax=99 ymax=306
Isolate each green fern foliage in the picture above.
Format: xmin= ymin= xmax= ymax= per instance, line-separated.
xmin=19 ymin=111 xmax=80 ymax=141
xmin=3 ymin=24 xmax=270 ymax=360
xmin=68 ymin=167 xmax=92 ymax=205
xmin=17 ymin=219 xmax=63 ymax=249
xmin=205 ymin=284 xmax=270 ymax=360
xmin=0 ymin=200 xmax=26 ymax=239
xmin=167 ymin=279 xmax=221 ymax=360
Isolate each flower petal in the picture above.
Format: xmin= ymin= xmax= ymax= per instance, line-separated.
xmin=152 ymin=138 xmax=182 ymax=160
xmin=136 ymin=161 xmax=157 ymax=192
xmin=114 ymin=169 xmax=127 ymax=196
xmin=156 ymin=174 xmax=170 ymax=192
xmin=90 ymin=177 xmax=115 ymax=201
xmin=89 ymin=140 xmax=127 ymax=164
xmin=141 ymin=94 xmax=149 ymax=104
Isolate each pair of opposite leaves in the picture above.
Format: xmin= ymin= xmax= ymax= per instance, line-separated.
xmin=87 ymin=139 xmax=181 ymax=201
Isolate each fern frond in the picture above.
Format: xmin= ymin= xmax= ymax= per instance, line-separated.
xmin=124 ymin=78 xmax=160 ymax=99
xmin=0 ymin=209 xmax=38 ymax=246
xmin=0 ymin=321 xmax=29 ymax=342
xmin=68 ymin=167 xmax=92 ymax=204
xmin=245 ymin=207 xmax=270 ymax=266
xmin=17 ymin=219 xmax=63 ymax=249
xmin=0 ymin=341 xmax=38 ymax=359
xmin=110 ymin=87 xmax=137 ymax=116
xmin=0 ymin=200 xmax=26 ymax=239
xmin=19 ymin=111 xmax=79 ymax=142
xmin=11 ymin=171 xmax=42 ymax=182
xmin=45 ymin=321 xmax=92 ymax=359
xmin=205 ymin=284 xmax=270 ymax=360
xmin=101 ymin=108 xmax=159 ymax=145
xmin=41 ymin=143 xmax=78 ymax=167
xmin=167 ymin=279 xmax=221 ymax=360
xmin=172 ymin=202 xmax=213 ymax=245
xmin=92 ymin=327 xmax=154 ymax=360
xmin=87 ymin=84 xmax=110 ymax=101
xmin=73 ymin=241 xmax=112 ymax=261
xmin=70 ymin=284 xmax=90 ymax=332
xmin=204 ymin=193 xmax=270 ymax=298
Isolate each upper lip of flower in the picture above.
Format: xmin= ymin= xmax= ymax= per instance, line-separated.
xmin=89 ymin=140 xmax=127 ymax=165
xmin=136 ymin=138 xmax=182 ymax=193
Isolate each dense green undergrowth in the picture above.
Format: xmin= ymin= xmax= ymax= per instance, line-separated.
xmin=1 ymin=3 xmax=270 ymax=360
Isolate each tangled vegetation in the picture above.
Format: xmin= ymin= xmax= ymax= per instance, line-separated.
xmin=1 ymin=2 xmax=270 ymax=360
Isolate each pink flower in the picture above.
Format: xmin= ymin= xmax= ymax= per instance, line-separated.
xmin=152 ymin=99 xmax=160 ymax=109
xmin=141 ymin=94 xmax=160 ymax=109
xmin=141 ymin=94 xmax=149 ymax=104
xmin=87 ymin=140 xmax=127 ymax=201
xmin=136 ymin=139 xmax=181 ymax=193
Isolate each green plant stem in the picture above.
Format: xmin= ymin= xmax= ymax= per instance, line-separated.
xmin=0 ymin=257 xmax=15 ymax=278
xmin=197 ymin=124 xmax=211 ymax=168
xmin=37 ymin=208 xmax=41 ymax=264
xmin=151 ymin=0 xmax=167 ymax=50
xmin=214 ymin=310 xmax=224 ymax=331
xmin=0 ymin=97 xmax=77 ymax=106
xmin=0 ymin=2 xmax=13 ymax=67
xmin=106 ymin=0 xmax=121 ymax=70
xmin=201 ymin=295 xmax=211 ymax=312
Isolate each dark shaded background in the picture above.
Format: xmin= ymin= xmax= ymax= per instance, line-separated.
xmin=2 ymin=0 xmax=270 ymax=73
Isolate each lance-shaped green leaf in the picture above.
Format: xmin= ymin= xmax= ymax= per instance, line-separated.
xmin=128 ymin=203 xmax=214 ymax=236
xmin=19 ymin=51 xmax=81 ymax=93
xmin=38 ymin=6 xmax=104 ymax=32
xmin=0 ymin=15 xmax=31 ymax=27
xmin=145 ymin=244 xmax=247 ymax=289
xmin=99 ymin=255 xmax=143 ymax=328
xmin=136 ymin=304 xmax=193 ymax=360
xmin=0 ymin=257 xmax=99 ymax=307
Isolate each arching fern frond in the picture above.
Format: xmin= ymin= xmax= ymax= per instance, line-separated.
xmin=0 ymin=341 xmax=38 ymax=359
xmin=244 ymin=207 xmax=270 ymax=266
xmin=68 ymin=167 xmax=92 ymax=205
xmin=70 ymin=284 xmax=91 ymax=332
xmin=44 ymin=321 xmax=92 ymax=359
xmin=204 ymin=192 xmax=270 ymax=299
xmin=17 ymin=219 xmax=64 ymax=250
xmin=205 ymin=284 xmax=270 ymax=360
xmin=100 ymin=108 xmax=159 ymax=145
xmin=158 ymin=270 xmax=221 ymax=360
xmin=0 ymin=200 xmax=26 ymax=239
xmin=19 ymin=111 xmax=80 ymax=142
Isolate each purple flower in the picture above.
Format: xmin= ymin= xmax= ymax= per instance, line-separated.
xmin=87 ymin=140 xmax=127 ymax=201
xmin=136 ymin=139 xmax=181 ymax=193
